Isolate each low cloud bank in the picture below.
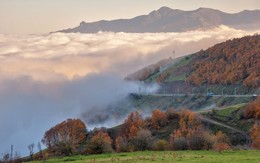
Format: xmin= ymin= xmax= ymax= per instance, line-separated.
xmin=0 ymin=26 xmax=258 ymax=155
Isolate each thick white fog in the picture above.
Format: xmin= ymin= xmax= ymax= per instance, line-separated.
xmin=0 ymin=26 xmax=258 ymax=156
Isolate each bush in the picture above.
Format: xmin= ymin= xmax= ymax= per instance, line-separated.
xmin=86 ymin=132 xmax=113 ymax=154
xmin=154 ymin=139 xmax=169 ymax=151
xmin=213 ymin=143 xmax=231 ymax=152
xmin=171 ymin=137 xmax=188 ymax=150
xmin=130 ymin=129 xmax=153 ymax=151
xmin=115 ymin=136 xmax=129 ymax=152
xmin=187 ymin=128 xmax=215 ymax=150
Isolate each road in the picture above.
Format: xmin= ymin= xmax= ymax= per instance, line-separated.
xmin=199 ymin=116 xmax=251 ymax=148
xmin=136 ymin=93 xmax=259 ymax=98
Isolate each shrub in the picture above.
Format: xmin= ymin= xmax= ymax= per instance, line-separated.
xmin=86 ymin=132 xmax=113 ymax=154
xmin=171 ymin=137 xmax=188 ymax=150
xmin=115 ymin=136 xmax=129 ymax=152
xmin=155 ymin=139 xmax=169 ymax=151
xmin=130 ymin=129 xmax=153 ymax=151
xmin=213 ymin=143 xmax=231 ymax=152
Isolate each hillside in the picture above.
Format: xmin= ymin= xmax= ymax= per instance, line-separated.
xmin=187 ymin=34 xmax=260 ymax=88
xmin=57 ymin=7 xmax=260 ymax=33
xmin=136 ymin=34 xmax=259 ymax=90
xmin=82 ymin=35 xmax=259 ymax=129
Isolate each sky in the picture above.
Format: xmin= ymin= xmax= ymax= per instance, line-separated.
xmin=0 ymin=0 xmax=259 ymax=34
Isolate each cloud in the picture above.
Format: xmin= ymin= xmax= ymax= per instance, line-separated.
xmin=0 ymin=26 xmax=256 ymax=81
xmin=0 ymin=26 xmax=259 ymax=156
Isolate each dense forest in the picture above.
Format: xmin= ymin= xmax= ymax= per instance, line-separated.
xmin=129 ymin=34 xmax=259 ymax=89
xmin=187 ymin=34 xmax=260 ymax=88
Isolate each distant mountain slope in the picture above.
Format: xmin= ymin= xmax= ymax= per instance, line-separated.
xmin=131 ymin=34 xmax=260 ymax=89
xmin=57 ymin=7 xmax=260 ymax=33
xmin=187 ymin=34 xmax=260 ymax=88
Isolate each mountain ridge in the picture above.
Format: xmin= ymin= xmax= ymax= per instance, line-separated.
xmin=57 ymin=7 xmax=260 ymax=33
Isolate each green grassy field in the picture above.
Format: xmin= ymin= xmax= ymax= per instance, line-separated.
xmin=30 ymin=150 xmax=260 ymax=163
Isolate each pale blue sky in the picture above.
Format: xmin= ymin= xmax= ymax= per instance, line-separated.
xmin=0 ymin=0 xmax=259 ymax=34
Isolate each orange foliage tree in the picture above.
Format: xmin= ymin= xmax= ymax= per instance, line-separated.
xmin=120 ymin=111 xmax=144 ymax=139
xmin=170 ymin=110 xmax=216 ymax=150
xmin=213 ymin=131 xmax=231 ymax=152
xmin=148 ymin=109 xmax=168 ymax=130
xmin=244 ymin=101 xmax=260 ymax=119
xmin=170 ymin=109 xmax=200 ymax=140
xmin=250 ymin=123 xmax=260 ymax=149
xmin=41 ymin=119 xmax=87 ymax=156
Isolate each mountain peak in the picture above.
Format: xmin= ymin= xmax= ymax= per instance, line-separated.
xmin=57 ymin=7 xmax=260 ymax=33
xmin=80 ymin=21 xmax=86 ymax=26
xmin=158 ymin=6 xmax=173 ymax=12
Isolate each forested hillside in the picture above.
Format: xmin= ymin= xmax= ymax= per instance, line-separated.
xmin=134 ymin=34 xmax=259 ymax=90
xmin=187 ymin=34 xmax=260 ymax=88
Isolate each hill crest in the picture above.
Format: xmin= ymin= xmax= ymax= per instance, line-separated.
xmin=57 ymin=7 xmax=260 ymax=33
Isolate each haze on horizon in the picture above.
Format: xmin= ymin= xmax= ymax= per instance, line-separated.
xmin=0 ymin=0 xmax=259 ymax=34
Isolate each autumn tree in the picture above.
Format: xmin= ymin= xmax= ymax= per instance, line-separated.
xmin=174 ymin=109 xmax=201 ymax=138
xmin=244 ymin=101 xmax=260 ymax=119
xmin=213 ymin=131 xmax=231 ymax=152
xmin=120 ymin=111 xmax=144 ymax=139
xmin=115 ymin=136 xmax=129 ymax=152
xmin=86 ymin=132 xmax=113 ymax=154
xmin=170 ymin=109 xmax=217 ymax=150
xmin=150 ymin=109 xmax=168 ymax=129
xmin=41 ymin=119 xmax=87 ymax=156
xmin=250 ymin=123 xmax=260 ymax=149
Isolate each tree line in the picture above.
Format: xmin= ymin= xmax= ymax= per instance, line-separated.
xmin=2 ymin=99 xmax=260 ymax=162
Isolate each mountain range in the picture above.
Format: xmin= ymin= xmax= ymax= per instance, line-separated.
xmin=57 ymin=7 xmax=260 ymax=33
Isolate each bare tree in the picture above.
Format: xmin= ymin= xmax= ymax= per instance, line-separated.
xmin=37 ymin=142 xmax=43 ymax=160
xmin=1 ymin=152 xmax=10 ymax=162
xmin=28 ymin=143 xmax=34 ymax=160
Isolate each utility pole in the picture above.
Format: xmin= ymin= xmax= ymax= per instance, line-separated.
xmin=234 ymin=88 xmax=237 ymax=95
xmin=10 ymin=145 xmax=13 ymax=161
xmin=173 ymin=50 xmax=175 ymax=59
xmin=222 ymin=88 xmax=225 ymax=96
